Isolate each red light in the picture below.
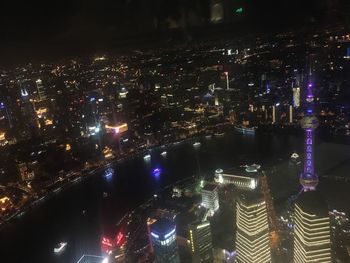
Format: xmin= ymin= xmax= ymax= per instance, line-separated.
xmin=224 ymin=71 xmax=228 ymax=76
xmin=101 ymin=237 xmax=113 ymax=247
xmin=116 ymin=232 xmax=124 ymax=246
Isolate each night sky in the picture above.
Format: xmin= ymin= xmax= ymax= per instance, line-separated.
xmin=0 ymin=0 xmax=349 ymax=66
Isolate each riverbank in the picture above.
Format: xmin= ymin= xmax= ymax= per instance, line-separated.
xmin=0 ymin=124 xmax=229 ymax=230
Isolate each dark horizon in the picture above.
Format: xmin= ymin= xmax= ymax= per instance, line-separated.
xmin=1 ymin=0 xmax=350 ymax=66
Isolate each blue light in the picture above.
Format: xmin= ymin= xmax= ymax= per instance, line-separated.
xmin=307 ymin=109 xmax=313 ymax=114
xmin=164 ymin=228 xmax=176 ymax=239
xmin=151 ymin=232 xmax=159 ymax=238
xmin=104 ymin=168 xmax=114 ymax=179
xmin=90 ymin=97 xmax=96 ymax=102
xmin=0 ymin=102 xmax=5 ymax=109
xmin=152 ymin=168 xmax=162 ymax=177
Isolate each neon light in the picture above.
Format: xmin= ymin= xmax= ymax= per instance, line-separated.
xmin=235 ymin=7 xmax=243 ymax=13
xmin=101 ymin=237 xmax=113 ymax=247
xmin=152 ymin=168 xmax=162 ymax=177
xmin=151 ymin=232 xmax=159 ymax=238
xmin=116 ymin=232 xmax=124 ymax=246
xmin=164 ymin=228 xmax=176 ymax=239
xmin=21 ymin=88 xmax=28 ymax=97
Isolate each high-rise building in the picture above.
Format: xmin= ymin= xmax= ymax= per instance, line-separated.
xmin=36 ymin=79 xmax=47 ymax=101
xmin=236 ymin=192 xmax=271 ymax=263
xmin=293 ymin=191 xmax=331 ymax=263
xmin=150 ymin=218 xmax=179 ymax=263
xmin=147 ymin=209 xmax=177 ymax=253
xmin=272 ymin=105 xmax=276 ymax=124
xmin=201 ymin=184 xmax=219 ymax=215
xmin=189 ymin=221 xmax=213 ymax=263
xmin=293 ymin=87 xmax=301 ymax=107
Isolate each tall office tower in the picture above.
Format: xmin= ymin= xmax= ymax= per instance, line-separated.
xmin=201 ymin=184 xmax=219 ymax=215
xmin=189 ymin=221 xmax=213 ymax=263
xmin=36 ymin=79 xmax=47 ymax=101
xmin=147 ymin=209 xmax=177 ymax=253
xmin=293 ymin=86 xmax=301 ymax=107
xmin=150 ymin=218 xmax=179 ymax=263
xmin=293 ymin=191 xmax=331 ymax=263
xmin=20 ymin=87 xmax=38 ymax=129
xmin=299 ymin=78 xmax=319 ymax=191
xmin=236 ymin=192 xmax=271 ymax=263
xmin=272 ymin=105 xmax=276 ymax=124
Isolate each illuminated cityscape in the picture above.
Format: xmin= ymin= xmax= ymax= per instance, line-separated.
xmin=1 ymin=1 xmax=350 ymax=263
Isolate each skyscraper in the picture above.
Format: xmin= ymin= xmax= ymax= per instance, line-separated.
xmin=36 ymin=79 xmax=47 ymax=101
xmin=293 ymin=86 xmax=301 ymax=107
xmin=189 ymin=221 xmax=213 ymax=263
xmin=293 ymin=191 xmax=331 ymax=263
xmin=201 ymin=183 xmax=219 ymax=215
xmin=236 ymin=192 xmax=271 ymax=263
xmin=150 ymin=218 xmax=179 ymax=263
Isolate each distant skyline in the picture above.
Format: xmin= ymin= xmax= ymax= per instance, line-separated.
xmin=0 ymin=0 xmax=348 ymax=66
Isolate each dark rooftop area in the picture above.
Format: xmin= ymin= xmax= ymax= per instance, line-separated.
xmin=296 ymin=190 xmax=330 ymax=217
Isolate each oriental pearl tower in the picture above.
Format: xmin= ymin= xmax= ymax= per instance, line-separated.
xmin=299 ymin=68 xmax=319 ymax=191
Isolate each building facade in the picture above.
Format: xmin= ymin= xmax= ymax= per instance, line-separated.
xmin=201 ymin=184 xmax=219 ymax=215
xmin=236 ymin=193 xmax=271 ymax=263
xmin=189 ymin=221 xmax=213 ymax=262
xmin=293 ymin=192 xmax=331 ymax=263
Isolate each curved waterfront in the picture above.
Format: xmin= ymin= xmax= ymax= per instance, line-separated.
xmin=1 ymin=129 xmax=349 ymax=263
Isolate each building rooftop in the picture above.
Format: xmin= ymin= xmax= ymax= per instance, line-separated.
xmin=296 ymin=191 xmax=329 ymax=217
xmin=223 ymin=164 xmax=262 ymax=178
xmin=238 ymin=190 xmax=264 ymax=206
xmin=150 ymin=218 xmax=175 ymax=236
xmin=202 ymin=183 xmax=218 ymax=192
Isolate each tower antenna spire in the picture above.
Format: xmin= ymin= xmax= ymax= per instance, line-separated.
xmin=299 ymin=63 xmax=319 ymax=191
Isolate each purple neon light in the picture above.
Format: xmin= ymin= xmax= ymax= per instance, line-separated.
xmin=300 ymin=79 xmax=318 ymax=191
xmin=303 ymin=129 xmax=314 ymax=175
xmin=152 ymin=168 xmax=162 ymax=177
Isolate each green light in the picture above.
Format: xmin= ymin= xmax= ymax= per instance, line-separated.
xmin=235 ymin=7 xmax=243 ymax=13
